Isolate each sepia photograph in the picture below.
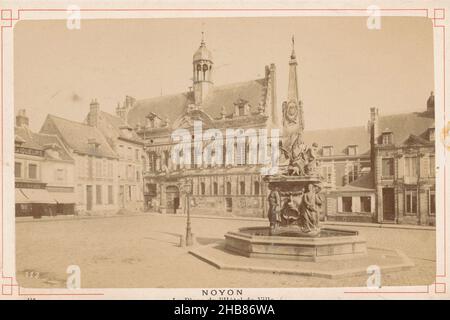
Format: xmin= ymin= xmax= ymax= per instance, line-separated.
xmin=0 ymin=0 xmax=449 ymax=302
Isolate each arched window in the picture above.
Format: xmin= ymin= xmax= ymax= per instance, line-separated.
xmin=201 ymin=182 xmax=206 ymax=195
xmin=196 ymin=64 xmax=201 ymax=80
xmin=254 ymin=181 xmax=260 ymax=195
xmin=226 ymin=181 xmax=232 ymax=195
xmin=213 ymin=182 xmax=218 ymax=195
xmin=240 ymin=181 xmax=245 ymax=195
xmin=202 ymin=64 xmax=208 ymax=80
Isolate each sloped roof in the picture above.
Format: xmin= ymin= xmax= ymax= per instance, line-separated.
xmin=15 ymin=126 xmax=73 ymax=161
xmin=334 ymin=172 xmax=375 ymax=193
xmin=377 ymin=111 xmax=434 ymax=145
xmin=91 ymin=111 xmax=143 ymax=147
xmin=303 ymin=125 xmax=370 ymax=156
xmin=40 ymin=115 xmax=118 ymax=159
xmin=126 ymin=78 xmax=267 ymax=127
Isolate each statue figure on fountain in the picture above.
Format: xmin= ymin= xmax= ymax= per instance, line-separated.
xmin=268 ymin=187 xmax=282 ymax=229
xmin=266 ymin=132 xmax=323 ymax=236
xmin=280 ymin=133 xmax=320 ymax=177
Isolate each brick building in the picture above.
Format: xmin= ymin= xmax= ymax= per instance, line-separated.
xmin=369 ymin=92 xmax=436 ymax=225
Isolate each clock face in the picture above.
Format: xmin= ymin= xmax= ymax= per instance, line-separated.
xmin=286 ymin=101 xmax=298 ymax=122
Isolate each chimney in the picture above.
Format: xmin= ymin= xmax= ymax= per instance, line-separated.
xmin=370 ymin=107 xmax=379 ymax=141
xmin=87 ymin=98 xmax=99 ymax=127
xmin=427 ymin=91 xmax=435 ymax=113
xmin=16 ymin=109 xmax=29 ymax=128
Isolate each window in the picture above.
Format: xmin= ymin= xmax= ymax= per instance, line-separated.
xmin=28 ymin=163 xmax=37 ymax=179
xmin=347 ymin=146 xmax=358 ymax=156
xmin=95 ymin=160 xmax=102 ymax=178
xmin=55 ymin=168 xmax=65 ymax=181
xmin=382 ymin=132 xmax=394 ymax=145
xmin=15 ymin=162 xmax=22 ymax=178
xmin=405 ymin=190 xmax=417 ymax=215
xmin=128 ymin=147 xmax=132 ymax=160
xmin=108 ymin=185 xmax=114 ymax=204
xmin=96 ymin=185 xmax=102 ymax=205
xmin=321 ymin=164 xmax=333 ymax=184
xmin=149 ymin=152 xmax=157 ymax=172
xmin=102 ymin=159 xmax=107 ymax=177
xmin=108 ymin=161 xmax=113 ymax=177
xmin=238 ymin=105 xmax=245 ymax=116
xmin=127 ymin=165 xmax=132 ymax=180
xmin=347 ymin=163 xmax=359 ymax=184
xmin=128 ymin=186 xmax=132 ymax=200
xmin=322 ymin=146 xmax=333 ymax=157
xmin=226 ymin=182 xmax=232 ymax=195
xmin=136 ymin=170 xmax=140 ymax=181
xmin=240 ymin=181 xmax=245 ymax=195
xmin=118 ymin=145 xmax=124 ymax=159
xmin=429 ymin=156 xmax=435 ymax=177
xmin=235 ymin=143 xmax=245 ymax=166
xmin=135 ymin=149 xmax=139 ymax=161
xmin=342 ymin=197 xmax=352 ymax=213
xmin=405 ymin=157 xmax=418 ymax=177
xmin=213 ymin=182 xmax=218 ymax=195
xmin=360 ymin=196 xmax=371 ymax=213
xmin=382 ymin=158 xmax=394 ymax=177
xmin=200 ymin=182 xmax=206 ymax=195
xmin=429 ymin=190 xmax=436 ymax=216
xmin=254 ymin=181 xmax=260 ymax=195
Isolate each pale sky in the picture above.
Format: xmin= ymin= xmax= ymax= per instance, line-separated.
xmin=14 ymin=16 xmax=434 ymax=132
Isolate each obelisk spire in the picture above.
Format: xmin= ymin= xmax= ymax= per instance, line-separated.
xmin=287 ymin=35 xmax=299 ymax=103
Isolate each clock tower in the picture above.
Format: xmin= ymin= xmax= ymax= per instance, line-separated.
xmin=282 ymin=36 xmax=304 ymax=149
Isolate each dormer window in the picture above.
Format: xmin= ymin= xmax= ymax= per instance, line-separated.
xmin=234 ymin=99 xmax=249 ymax=117
xmin=347 ymin=145 xmax=358 ymax=156
xmin=382 ymin=129 xmax=394 ymax=145
xmin=88 ymin=138 xmax=100 ymax=151
xmin=428 ymin=127 xmax=435 ymax=142
xmin=322 ymin=146 xmax=333 ymax=157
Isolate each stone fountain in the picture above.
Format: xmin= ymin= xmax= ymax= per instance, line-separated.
xmin=224 ymin=135 xmax=367 ymax=262
xmin=224 ymin=89 xmax=368 ymax=261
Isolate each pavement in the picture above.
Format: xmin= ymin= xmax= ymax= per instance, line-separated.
xmin=16 ymin=211 xmax=437 ymax=231
xmin=15 ymin=213 xmax=436 ymax=289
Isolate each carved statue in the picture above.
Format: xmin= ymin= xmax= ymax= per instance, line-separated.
xmin=267 ymin=182 xmax=323 ymax=235
xmin=280 ymin=134 xmax=319 ymax=177
xmin=298 ymin=183 xmax=322 ymax=233
xmin=268 ymin=187 xmax=282 ymax=229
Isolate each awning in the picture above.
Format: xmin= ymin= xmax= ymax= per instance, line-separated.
xmin=20 ymin=188 xmax=56 ymax=204
xmin=50 ymin=192 xmax=76 ymax=204
xmin=15 ymin=189 xmax=31 ymax=204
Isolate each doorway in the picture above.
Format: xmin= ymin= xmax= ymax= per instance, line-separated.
xmin=226 ymin=197 xmax=233 ymax=212
xmin=166 ymin=186 xmax=180 ymax=214
xmin=382 ymin=188 xmax=395 ymax=221
xmin=86 ymin=185 xmax=93 ymax=211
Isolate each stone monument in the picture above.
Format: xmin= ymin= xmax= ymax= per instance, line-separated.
xmin=224 ymin=37 xmax=367 ymax=261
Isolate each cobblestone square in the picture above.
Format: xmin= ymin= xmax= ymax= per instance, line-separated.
xmin=15 ymin=214 xmax=436 ymax=289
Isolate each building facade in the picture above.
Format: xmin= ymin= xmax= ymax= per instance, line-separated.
xmin=369 ymin=93 xmax=436 ymax=226
xmin=15 ymin=110 xmax=76 ymax=217
xmin=40 ymin=113 xmax=119 ymax=214
xmin=39 ymin=99 xmax=146 ymax=215
xmin=121 ymin=36 xmax=279 ymax=217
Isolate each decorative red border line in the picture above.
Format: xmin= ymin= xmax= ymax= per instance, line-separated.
xmin=0 ymin=7 xmax=447 ymax=298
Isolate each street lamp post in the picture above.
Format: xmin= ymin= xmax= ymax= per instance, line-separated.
xmin=183 ymin=179 xmax=194 ymax=246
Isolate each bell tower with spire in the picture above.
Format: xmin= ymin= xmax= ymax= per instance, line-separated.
xmin=193 ymin=32 xmax=213 ymax=106
xmin=282 ymin=36 xmax=304 ymax=149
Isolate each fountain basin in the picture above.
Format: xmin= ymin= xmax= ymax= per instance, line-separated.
xmin=224 ymin=226 xmax=367 ymax=262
